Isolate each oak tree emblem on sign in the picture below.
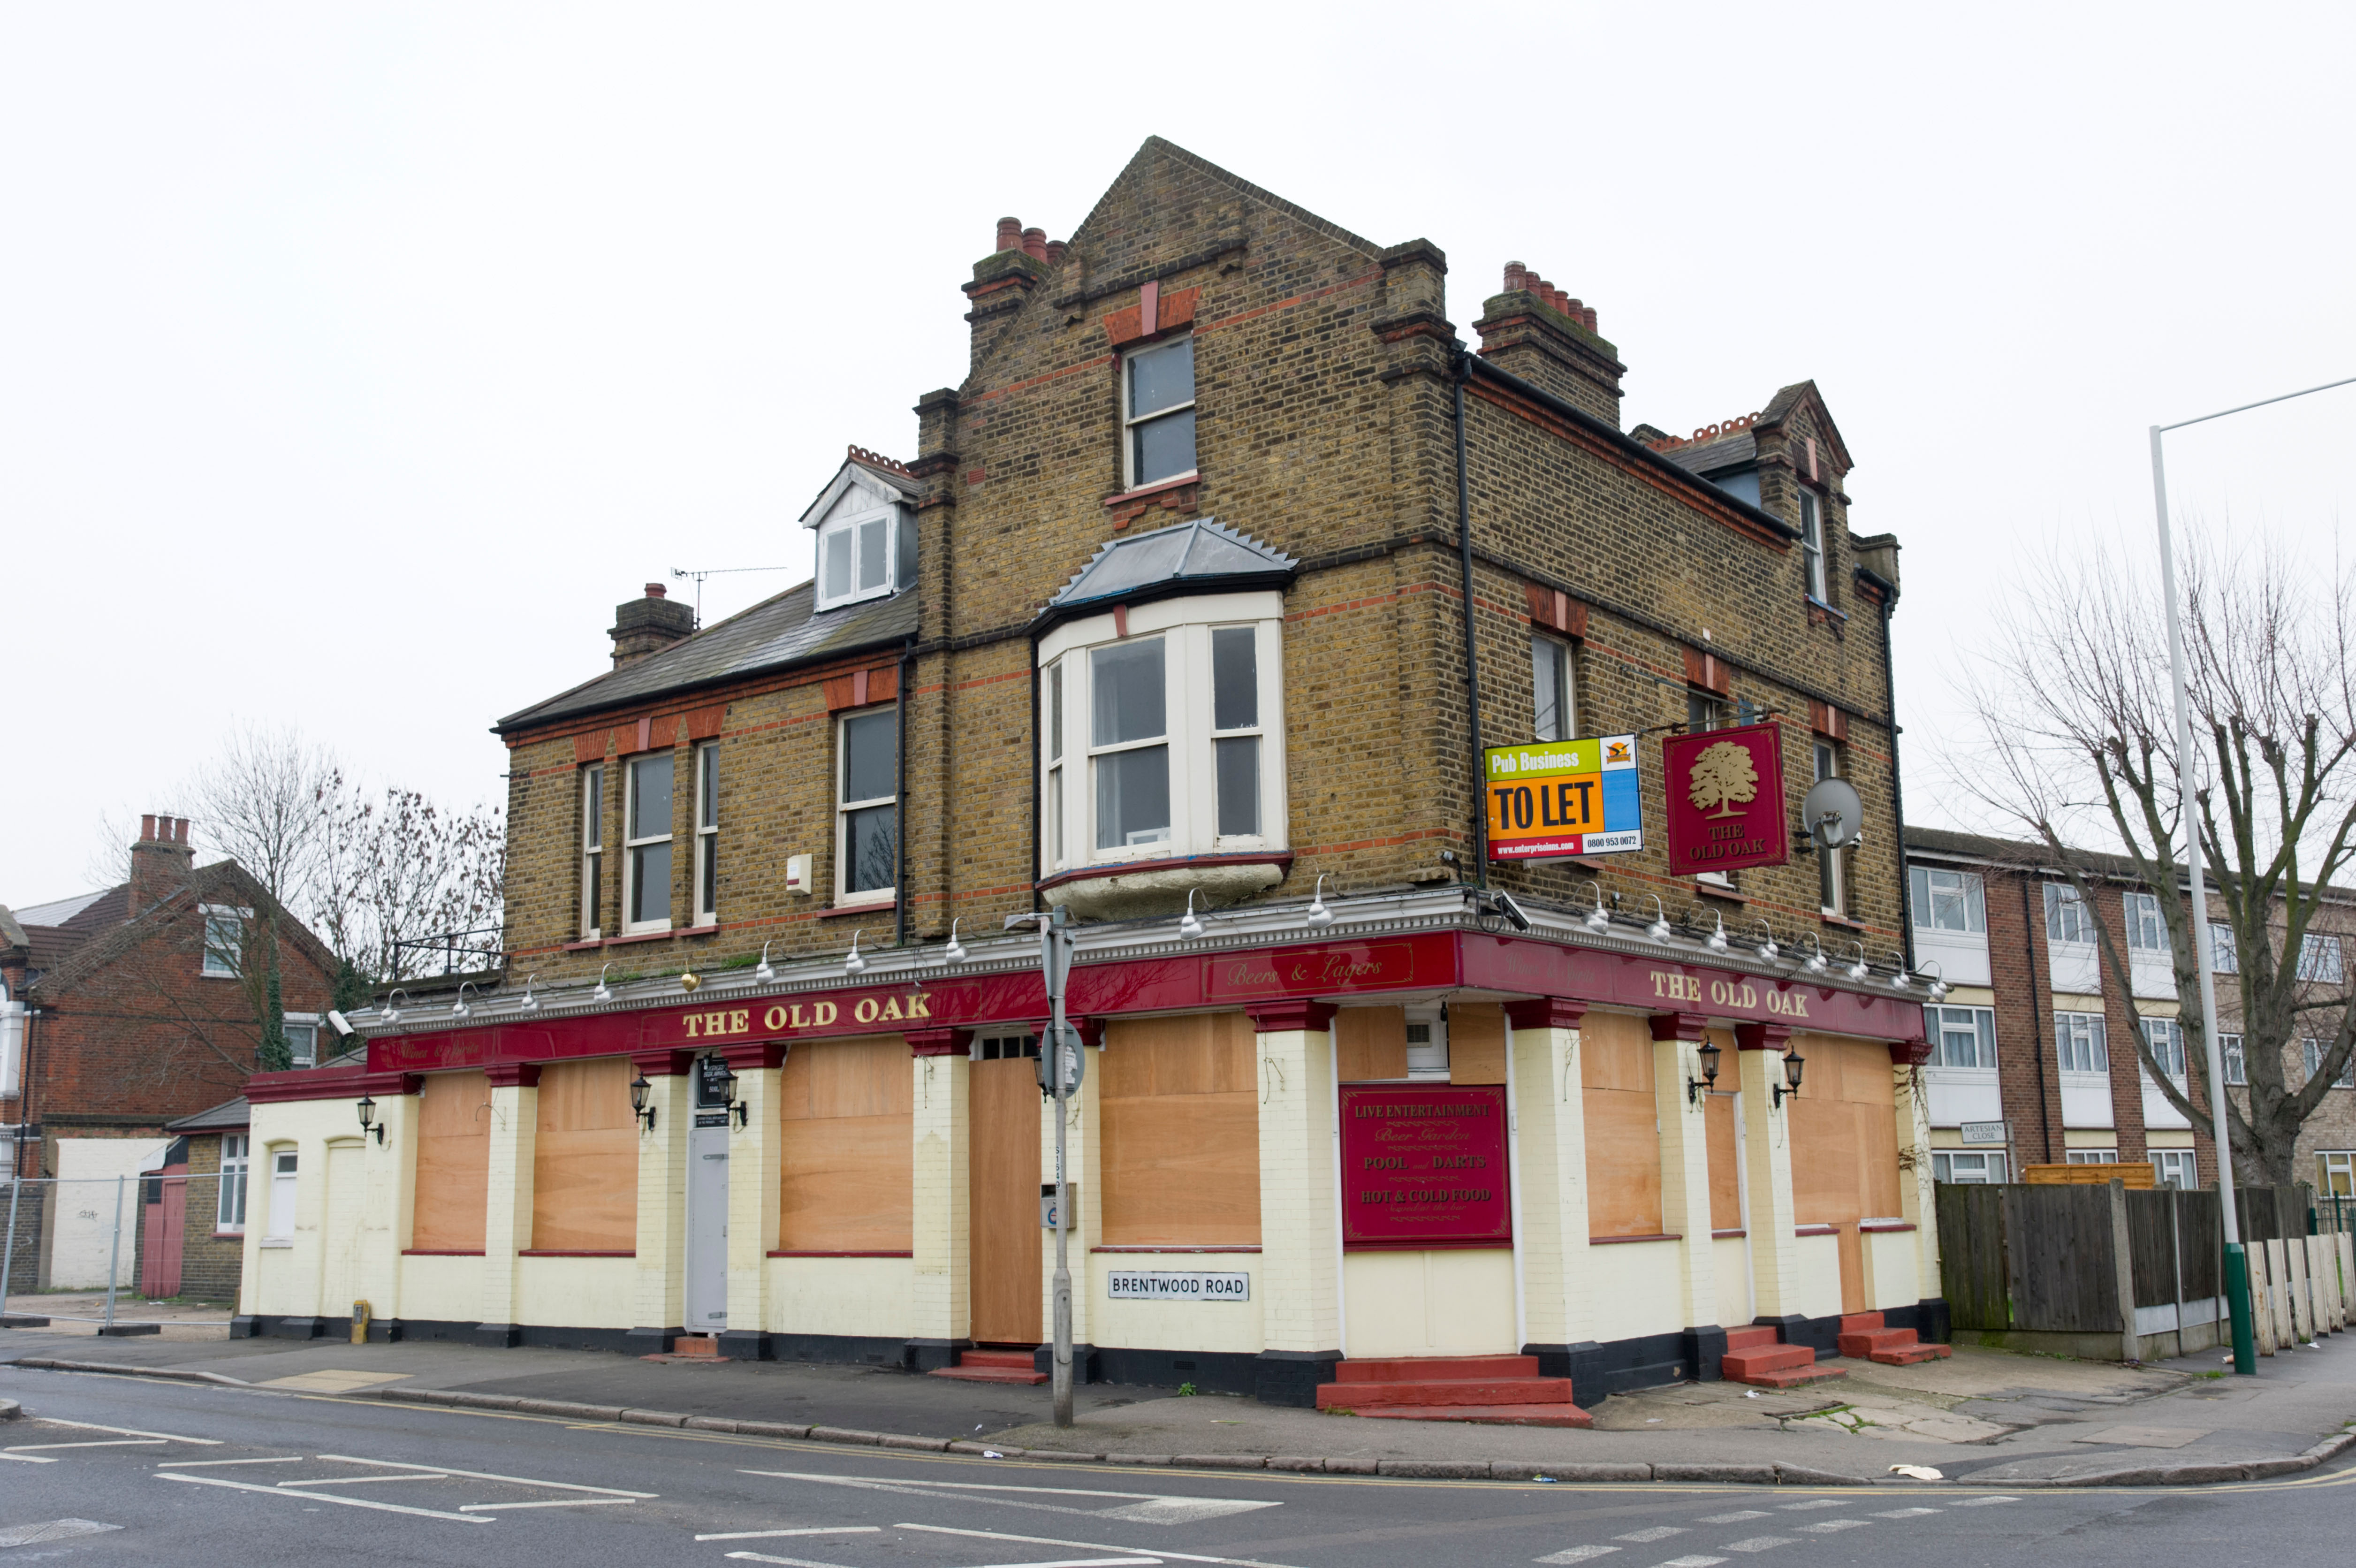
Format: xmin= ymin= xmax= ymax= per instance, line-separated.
xmin=1687 ymin=739 xmax=1760 ymax=819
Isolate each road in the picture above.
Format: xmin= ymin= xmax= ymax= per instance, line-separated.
xmin=1 ymin=1365 xmax=2345 ymax=1567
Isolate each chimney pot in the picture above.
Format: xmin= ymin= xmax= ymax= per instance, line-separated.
xmin=1583 ymin=307 xmax=1598 ymax=332
xmin=129 ymin=810 xmax=197 ymax=913
xmin=646 ymin=582 xmax=667 ymax=598
xmin=1504 ymin=260 xmax=1527 ymax=293
xmin=1021 ymin=227 xmax=1047 ymax=260
xmin=141 ymin=813 xmax=157 ymax=843
xmin=996 ymin=216 xmax=1022 ymax=252
xmin=611 ymin=583 xmax=695 ymax=668
xmin=1044 ymin=238 xmax=1068 ymax=266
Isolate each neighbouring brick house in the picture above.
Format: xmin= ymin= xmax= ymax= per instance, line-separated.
xmin=239 ymin=138 xmax=1937 ymax=1407
xmin=1 ymin=814 xmax=337 ymax=1289
xmin=1904 ymin=826 xmax=2356 ymax=1193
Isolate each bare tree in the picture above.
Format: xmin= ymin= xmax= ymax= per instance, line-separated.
xmin=316 ymin=780 xmax=506 ymax=983
xmin=186 ymin=723 xmax=335 ymax=908
xmin=1958 ymin=535 xmax=2356 ymax=1184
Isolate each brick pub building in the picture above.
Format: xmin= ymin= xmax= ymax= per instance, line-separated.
xmin=237 ymin=139 xmax=1938 ymax=1409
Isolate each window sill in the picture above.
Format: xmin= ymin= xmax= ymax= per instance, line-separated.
xmin=564 ymin=925 xmax=717 ymax=951
xmin=1858 ymin=1220 xmax=1916 ymax=1234
xmin=403 ymin=1248 xmax=486 ymax=1257
xmin=258 ymin=1239 xmax=294 ymax=1249
xmin=1819 ymin=913 xmax=1866 ymax=931
xmin=1101 ymin=471 xmax=1200 ymax=510
xmin=1794 ymin=1223 xmax=1840 ymax=1237
xmin=213 ymin=1230 xmax=246 ymax=1240
xmin=1711 ymin=1229 xmax=1746 ymax=1240
xmin=1034 ymin=849 xmax=1294 ymax=894
xmin=1589 ymin=1233 xmax=1682 ymax=1246
xmin=820 ymin=899 xmax=895 ymax=920
xmin=1091 ymin=1245 xmax=1263 ymax=1254
xmin=519 ymin=1249 xmax=634 ymax=1258
xmin=766 ymin=1249 xmax=912 ymax=1258
xmin=1693 ymin=880 xmax=1746 ymax=904
xmin=1804 ymin=594 xmax=1849 ymax=623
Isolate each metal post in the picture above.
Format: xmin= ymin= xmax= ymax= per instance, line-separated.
xmin=105 ymin=1173 xmax=126 ymax=1329
xmin=0 ymin=1164 xmax=23 ymax=1311
xmin=1042 ymin=906 xmax=1075 ymax=1428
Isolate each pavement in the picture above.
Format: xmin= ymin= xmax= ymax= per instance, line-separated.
xmin=5 ymin=1317 xmax=2353 ymax=1487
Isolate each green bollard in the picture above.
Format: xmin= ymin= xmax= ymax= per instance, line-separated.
xmin=2224 ymin=1242 xmax=2258 ymax=1374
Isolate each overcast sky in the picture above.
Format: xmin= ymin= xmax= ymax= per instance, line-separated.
xmin=5 ymin=4 xmax=2351 ymax=905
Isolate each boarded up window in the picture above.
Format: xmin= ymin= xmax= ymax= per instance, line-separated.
xmin=778 ymin=1035 xmax=912 ymax=1252
xmin=1788 ymin=1035 xmax=1902 ymax=1311
xmin=1582 ymin=1012 xmax=1663 ymax=1239
xmin=532 ymin=1058 xmax=638 ymax=1251
xmin=412 ymin=1070 xmax=490 ymax=1252
xmin=1100 ymin=1013 xmax=1260 ymax=1246
xmin=1335 ymin=1006 xmax=1407 ymax=1081
xmin=1705 ymin=1032 xmax=1741 ymax=1232
xmin=1449 ymin=1003 xmax=1506 ymax=1085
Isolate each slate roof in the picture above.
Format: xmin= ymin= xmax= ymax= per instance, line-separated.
xmin=15 ymin=886 xmax=129 ymax=973
xmin=1657 ymin=431 xmax=1756 ymax=478
xmin=166 ymin=1095 xmax=251 ymax=1134
xmin=495 ymin=580 xmax=919 ymax=734
xmin=15 ymin=889 xmax=111 ymax=928
xmin=1041 ymin=518 xmax=1297 ymax=628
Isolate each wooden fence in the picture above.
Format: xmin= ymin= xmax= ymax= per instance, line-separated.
xmin=1938 ymin=1180 xmax=2354 ymax=1361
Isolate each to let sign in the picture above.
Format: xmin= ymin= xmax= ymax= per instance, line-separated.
xmin=1484 ymin=734 xmax=1643 ymax=862
xmin=1661 ymin=722 xmax=1789 ymax=876
xmin=1338 ymin=1084 xmax=1512 ymax=1249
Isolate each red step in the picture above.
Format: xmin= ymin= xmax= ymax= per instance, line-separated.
xmin=1731 ymin=1362 xmax=1851 ymax=1389
xmin=929 ymin=1347 xmax=1048 ymax=1385
xmin=1332 ymin=1355 xmax=1541 ymax=1382
xmin=1722 ymin=1334 xmax=1848 ymax=1388
xmin=1358 ymin=1401 xmax=1593 ymax=1428
xmin=1724 ymin=1325 xmax=1780 ymax=1353
xmin=1836 ymin=1311 xmax=1952 ymax=1365
xmin=669 ymin=1334 xmax=722 ymax=1358
xmin=1315 ymin=1355 xmax=1582 ymax=1423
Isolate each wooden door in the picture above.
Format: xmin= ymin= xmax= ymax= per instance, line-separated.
xmin=139 ymin=1161 xmax=186 ymax=1298
xmin=320 ymin=1144 xmax=365 ymax=1319
xmin=970 ymin=1057 xmax=1042 ymax=1345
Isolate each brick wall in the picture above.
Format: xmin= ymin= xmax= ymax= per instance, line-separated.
xmin=175 ymin=1133 xmax=245 ymax=1305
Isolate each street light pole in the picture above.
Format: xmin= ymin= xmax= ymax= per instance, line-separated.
xmin=2150 ymin=371 xmax=2356 ymax=1376
xmin=1041 ymin=904 xmax=1076 ymax=1428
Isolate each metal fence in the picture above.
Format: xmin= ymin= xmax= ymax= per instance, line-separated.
xmin=0 ymin=1173 xmax=234 ymax=1331
xmin=389 ymin=926 xmax=504 ymax=980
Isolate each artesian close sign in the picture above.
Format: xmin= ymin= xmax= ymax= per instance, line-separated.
xmin=1483 ymin=734 xmax=1643 ymax=862
xmin=1338 ymin=1084 xmax=1513 ymax=1249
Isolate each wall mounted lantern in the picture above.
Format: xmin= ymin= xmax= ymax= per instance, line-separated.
xmin=1773 ymin=1048 xmax=1807 ymax=1109
xmin=629 ymin=1073 xmax=656 ymax=1132
xmin=356 ymin=1094 xmax=384 ymax=1144
xmin=1685 ymin=1038 xmax=1723 ymax=1105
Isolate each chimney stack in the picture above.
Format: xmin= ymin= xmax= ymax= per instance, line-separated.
xmin=129 ymin=814 xmax=196 ymax=914
xmin=609 ymin=582 xmax=694 ymax=668
xmin=1475 ymin=259 xmax=1625 ymax=427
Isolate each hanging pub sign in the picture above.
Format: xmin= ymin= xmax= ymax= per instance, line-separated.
xmin=1661 ymin=721 xmax=1790 ymax=875
xmin=1483 ymin=734 xmax=1643 ymax=862
xmin=1338 ymin=1084 xmax=1512 ymax=1249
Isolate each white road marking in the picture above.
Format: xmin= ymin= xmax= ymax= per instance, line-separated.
xmin=159 ymin=1458 xmax=304 ymax=1468
xmin=1657 ymin=1558 xmax=1728 ymax=1568
xmin=34 ymin=1416 xmax=220 ymax=1444
xmin=957 ymin=1560 xmax=1160 ymax=1568
xmin=1870 ymin=1507 xmax=1943 ymax=1518
xmin=1695 ymin=1512 xmax=1767 ymax=1523
xmin=1615 ymin=1526 xmax=1684 ymax=1542
xmin=741 ymin=1471 xmax=1277 ymax=1527
xmin=1798 ymin=1519 xmax=1870 ymax=1533
xmin=0 ymin=1521 xmax=122 ymax=1549
xmin=1725 ymin=1540 xmax=1798 ymax=1553
xmin=279 ymin=1474 xmax=451 ymax=1487
xmin=458 ymin=1497 xmax=642 ymax=1511
xmin=315 ymin=1453 xmax=653 ymax=1498
xmin=6 ymin=1439 xmax=168 ymax=1453
xmin=900 ymin=1522 xmax=1300 ymax=1568
xmin=156 ymin=1471 xmax=493 ymax=1523
xmin=1775 ymin=1499 xmax=1850 ymax=1510
xmin=724 ymin=1554 xmax=860 ymax=1568
xmin=1535 ymin=1547 xmax=1620 ymax=1564
xmin=1950 ymin=1496 xmax=2018 ymax=1506
xmin=0 ymin=1453 xmax=60 ymax=1463
xmin=697 ymin=1528 xmax=885 ymax=1542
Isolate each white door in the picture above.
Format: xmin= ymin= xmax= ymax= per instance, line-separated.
xmin=684 ymin=1061 xmax=731 ymax=1334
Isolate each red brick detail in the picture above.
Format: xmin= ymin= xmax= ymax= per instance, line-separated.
xmin=682 ymin=704 xmax=726 ymax=743
xmin=635 ymin=715 xmax=653 ymax=754
xmin=1523 ymin=584 xmax=1590 ymax=639
xmin=486 ymin=1062 xmax=541 ymax=1089
xmin=1248 ymin=1000 xmax=1338 ymax=1035
xmin=1648 ymin=1011 xmax=1710 ymax=1043
xmin=1103 ymin=475 xmax=1200 ymax=529
xmin=573 ymin=730 xmax=608 ymax=765
xmin=1889 ymin=1039 xmax=1932 ymax=1066
xmin=1103 ymin=285 xmax=1200 ymax=350
xmin=630 ymin=1049 xmax=693 ymax=1077
xmin=1505 ymin=997 xmax=1588 ymax=1032
xmin=1683 ymin=647 xmax=1732 ymax=697
xmin=906 ymin=1028 xmax=972 ymax=1058
xmin=718 ymin=1042 xmax=789 ymax=1072
xmin=1735 ymin=1022 xmax=1794 ymax=1052
xmin=824 ymin=666 xmax=899 ymax=712
xmin=1810 ymin=700 xmax=1849 ymax=741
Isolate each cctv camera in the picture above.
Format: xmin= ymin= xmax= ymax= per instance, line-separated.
xmin=327 ymin=1010 xmax=356 ymax=1038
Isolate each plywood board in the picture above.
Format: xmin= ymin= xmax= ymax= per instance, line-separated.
xmin=1580 ymin=1012 xmax=1654 ymax=1093
xmin=779 ymin=1035 xmax=913 ymax=1252
xmin=1335 ymin=1006 xmax=1408 ymax=1082
xmin=412 ymin=1070 xmax=490 ymax=1252
xmin=970 ymin=1056 xmax=1041 ymax=1344
xmin=1449 ymin=1003 xmax=1506 ymax=1086
xmin=1705 ymin=1090 xmax=1742 ymax=1234
xmin=533 ymin=1057 xmax=638 ymax=1251
xmin=1101 ymin=1014 xmax=1259 ymax=1246
xmin=1585 ymin=1085 xmax=1663 ymax=1238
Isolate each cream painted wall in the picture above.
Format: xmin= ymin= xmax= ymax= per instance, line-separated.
xmin=1587 ymin=1239 xmax=1684 ymax=1346
xmin=517 ymin=1255 xmax=636 ymax=1328
xmin=247 ymin=1096 xmax=384 ymax=1321
xmin=46 ymin=1136 xmax=168 ymax=1289
xmin=398 ymin=1252 xmax=486 ymax=1321
xmin=767 ymin=1256 xmax=914 ymax=1339
xmin=1092 ymin=1252 xmax=1265 ymax=1355
xmin=1860 ymin=1228 xmax=1920 ymax=1313
xmin=1342 ymin=1248 xmax=1516 ymax=1357
xmin=1793 ymin=1232 xmax=1843 ymax=1320
xmin=1711 ymin=1235 xmax=1753 ymax=1328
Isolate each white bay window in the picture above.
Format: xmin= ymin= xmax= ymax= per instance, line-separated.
xmin=1039 ymin=593 xmax=1284 ymax=874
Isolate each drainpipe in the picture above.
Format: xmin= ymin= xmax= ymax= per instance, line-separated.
xmin=2022 ymin=873 xmax=2053 ymax=1164
xmin=1452 ymin=352 xmax=1489 ymax=888
xmin=895 ymin=636 xmax=915 ymax=949
xmin=1877 ymin=593 xmax=1915 ymax=973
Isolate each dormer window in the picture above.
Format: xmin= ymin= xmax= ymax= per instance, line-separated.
xmin=817 ymin=504 xmax=901 ymax=610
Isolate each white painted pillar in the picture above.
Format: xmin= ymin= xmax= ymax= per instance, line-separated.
xmin=1506 ymin=999 xmax=1592 ymax=1353
xmin=479 ymin=1066 xmax=540 ymax=1337
xmin=908 ymin=1031 xmax=972 ymax=1365
xmin=722 ymin=1043 xmax=783 ymax=1354
xmin=1891 ymin=1043 xmax=1941 ymax=1302
xmin=1650 ymin=1013 xmax=1720 ymax=1334
xmin=631 ymin=1051 xmax=691 ymax=1342
xmin=1252 ymin=1002 xmax=1340 ymax=1401
xmin=1735 ymin=1024 xmax=1800 ymax=1322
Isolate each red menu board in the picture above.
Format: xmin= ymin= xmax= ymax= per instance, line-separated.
xmin=1338 ymin=1084 xmax=1512 ymax=1250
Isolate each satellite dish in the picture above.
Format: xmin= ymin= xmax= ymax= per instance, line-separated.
xmin=1801 ymin=776 xmax=1865 ymax=850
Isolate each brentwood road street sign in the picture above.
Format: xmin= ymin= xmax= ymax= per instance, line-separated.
xmin=1484 ymin=734 xmax=1643 ymax=861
